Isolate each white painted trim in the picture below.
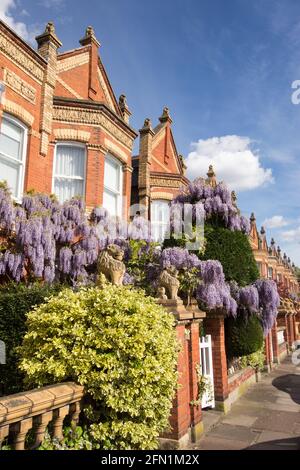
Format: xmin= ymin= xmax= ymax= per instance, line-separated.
xmin=0 ymin=112 xmax=28 ymax=202
xmin=103 ymin=153 xmax=123 ymax=218
xmin=52 ymin=141 xmax=87 ymax=203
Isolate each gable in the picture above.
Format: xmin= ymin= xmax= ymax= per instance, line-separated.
xmin=55 ymin=49 xmax=121 ymax=116
xmin=151 ymin=126 xmax=181 ymax=174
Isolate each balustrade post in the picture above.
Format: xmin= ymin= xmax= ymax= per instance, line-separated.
xmin=69 ymin=401 xmax=81 ymax=429
xmin=0 ymin=424 xmax=9 ymax=448
xmin=52 ymin=405 xmax=69 ymax=441
xmin=33 ymin=411 xmax=53 ymax=448
xmin=11 ymin=417 xmax=33 ymax=450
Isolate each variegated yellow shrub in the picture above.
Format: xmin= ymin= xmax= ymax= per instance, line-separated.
xmin=19 ymin=284 xmax=178 ymax=450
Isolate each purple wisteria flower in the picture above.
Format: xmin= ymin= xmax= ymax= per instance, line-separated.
xmin=254 ymin=279 xmax=280 ymax=336
xmin=196 ymin=260 xmax=237 ymax=316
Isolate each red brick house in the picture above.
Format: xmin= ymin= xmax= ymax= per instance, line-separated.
xmin=131 ymin=107 xmax=188 ymax=239
xmin=0 ymin=20 xmax=137 ymax=218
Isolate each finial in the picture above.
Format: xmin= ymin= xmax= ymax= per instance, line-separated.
xmin=178 ymin=154 xmax=187 ymax=174
xmin=271 ymin=238 xmax=275 ymax=245
xmin=118 ymin=94 xmax=131 ymax=123
xmin=159 ymin=106 xmax=172 ymax=124
xmin=250 ymin=212 xmax=256 ymax=222
xmin=231 ymin=190 xmax=237 ymax=206
xmin=206 ymin=165 xmax=217 ymax=188
xmin=86 ymin=26 xmax=95 ymax=37
xmin=36 ymin=21 xmax=62 ymax=49
xmin=79 ymin=25 xmax=100 ymax=47
xmin=277 ymin=246 xmax=281 ymax=254
xmin=45 ymin=21 xmax=55 ymax=34
xmin=260 ymin=226 xmax=265 ymax=235
xmin=119 ymin=94 xmax=127 ymax=108
xmin=143 ymin=118 xmax=151 ymax=128
xmin=139 ymin=118 xmax=154 ymax=135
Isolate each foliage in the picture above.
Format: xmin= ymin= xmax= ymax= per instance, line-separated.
xmin=38 ymin=426 xmax=98 ymax=451
xmin=201 ymin=224 xmax=260 ymax=286
xmin=124 ymin=240 xmax=161 ymax=295
xmin=19 ymin=284 xmax=178 ymax=450
xmin=225 ymin=314 xmax=264 ymax=359
xmin=239 ymin=348 xmax=265 ymax=371
xmin=190 ymin=364 xmax=213 ymax=406
xmin=0 ymin=282 xmax=62 ymax=395
xmin=254 ymin=279 xmax=280 ymax=336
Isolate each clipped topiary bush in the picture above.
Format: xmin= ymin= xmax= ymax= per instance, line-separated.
xmin=225 ymin=314 xmax=264 ymax=359
xmin=202 ymin=224 xmax=260 ymax=286
xmin=0 ymin=282 xmax=62 ymax=395
xmin=19 ymin=284 xmax=178 ymax=450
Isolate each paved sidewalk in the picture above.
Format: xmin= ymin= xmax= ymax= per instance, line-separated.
xmin=193 ymin=358 xmax=300 ymax=450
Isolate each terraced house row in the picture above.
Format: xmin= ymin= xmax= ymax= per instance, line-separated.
xmin=0 ymin=19 xmax=299 ymax=448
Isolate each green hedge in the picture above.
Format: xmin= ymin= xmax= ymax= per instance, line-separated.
xmin=202 ymin=224 xmax=260 ymax=286
xmin=0 ymin=283 xmax=62 ymax=396
xmin=225 ymin=314 xmax=264 ymax=359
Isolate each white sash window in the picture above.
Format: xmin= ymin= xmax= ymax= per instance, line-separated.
xmin=103 ymin=155 xmax=123 ymax=217
xmin=0 ymin=114 xmax=28 ymax=200
xmin=53 ymin=143 xmax=86 ymax=203
xmin=151 ymin=199 xmax=170 ymax=242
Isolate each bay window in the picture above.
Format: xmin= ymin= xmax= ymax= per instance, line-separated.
xmin=0 ymin=114 xmax=28 ymax=200
xmin=53 ymin=143 xmax=86 ymax=203
xmin=151 ymin=199 xmax=170 ymax=242
xmin=103 ymin=154 xmax=123 ymax=217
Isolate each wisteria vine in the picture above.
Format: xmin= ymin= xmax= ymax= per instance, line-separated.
xmin=0 ymin=183 xmax=279 ymax=336
xmin=171 ymin=179 xmax=250 ymax=234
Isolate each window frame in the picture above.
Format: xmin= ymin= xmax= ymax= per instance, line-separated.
xmin=151 ymin=199 xmax=171 ymax=242
xmin=103 ymin=153 xmax=123 ymax=218
xmin=0 ymin=113 xmax=28 ymax=202
xmin=52 ymin=141 xmax=87 ymax=203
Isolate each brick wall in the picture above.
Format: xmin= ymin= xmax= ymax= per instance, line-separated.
xmin=0 ymin=20 xmax=136 ymax=217
xmin=228 ymin=367 xmax=256 ymax=395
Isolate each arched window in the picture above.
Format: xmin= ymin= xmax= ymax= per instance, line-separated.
xmin=53 ymin=143 xmax=86 ymax=203
xmin=0 ymin=113 xmax=28 ymax=200
xmin=103 ymin=154 xmax=123 ymax=217
xmin=151 ymin=199 xmax=170 ymax=242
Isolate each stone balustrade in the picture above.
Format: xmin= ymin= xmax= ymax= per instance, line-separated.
xmin=0 ymin=382 xmax=84 ymax=450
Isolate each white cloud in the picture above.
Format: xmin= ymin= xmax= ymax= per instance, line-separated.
xmin=0 ymin=0 xmax=30 ymax=41
xmin=262 ymin=215 xmax=289 ymax=229
xmin=185 ymin=135 xmax=274 ymax=191
xmin=281 ymin=227 xmax=300 ymax=243
xmin=0 ymin=1 xmax=43 ymax=44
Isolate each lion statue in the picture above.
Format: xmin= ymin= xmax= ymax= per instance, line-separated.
xmin=97 ymin=244 xmax=125 ymax=286
xmin=158 ymin=266 xmax=180 ymax=300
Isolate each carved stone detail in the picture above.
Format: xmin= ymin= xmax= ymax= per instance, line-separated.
xmin=158 ymin=266 xmax=180 ymax=300
xmin=0 ymin=30 xmax=44 ymax=83
xmin=54 ymin=128 xmax=91 ymax=142
xmin=97 ymin=244 xmax=126 ymax=286
xmin=150 ymin=177 xmax=183 ymax=189
xmin=151 ymin=192 xmax=174 ymax=200
xmin=3 ymin=69 xmax=36 ymax=104
xmin=53 ymin=106 xmax=133 ymax=149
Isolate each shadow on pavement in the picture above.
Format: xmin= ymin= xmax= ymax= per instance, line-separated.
xmin=246 ymin=436 xmax=300 ymax=450
xmin=272 ymin=374 xmax=300 ymax=405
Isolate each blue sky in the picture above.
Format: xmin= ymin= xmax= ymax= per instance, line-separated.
xmin=1 ymin=0 xmax=300 ymax=264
